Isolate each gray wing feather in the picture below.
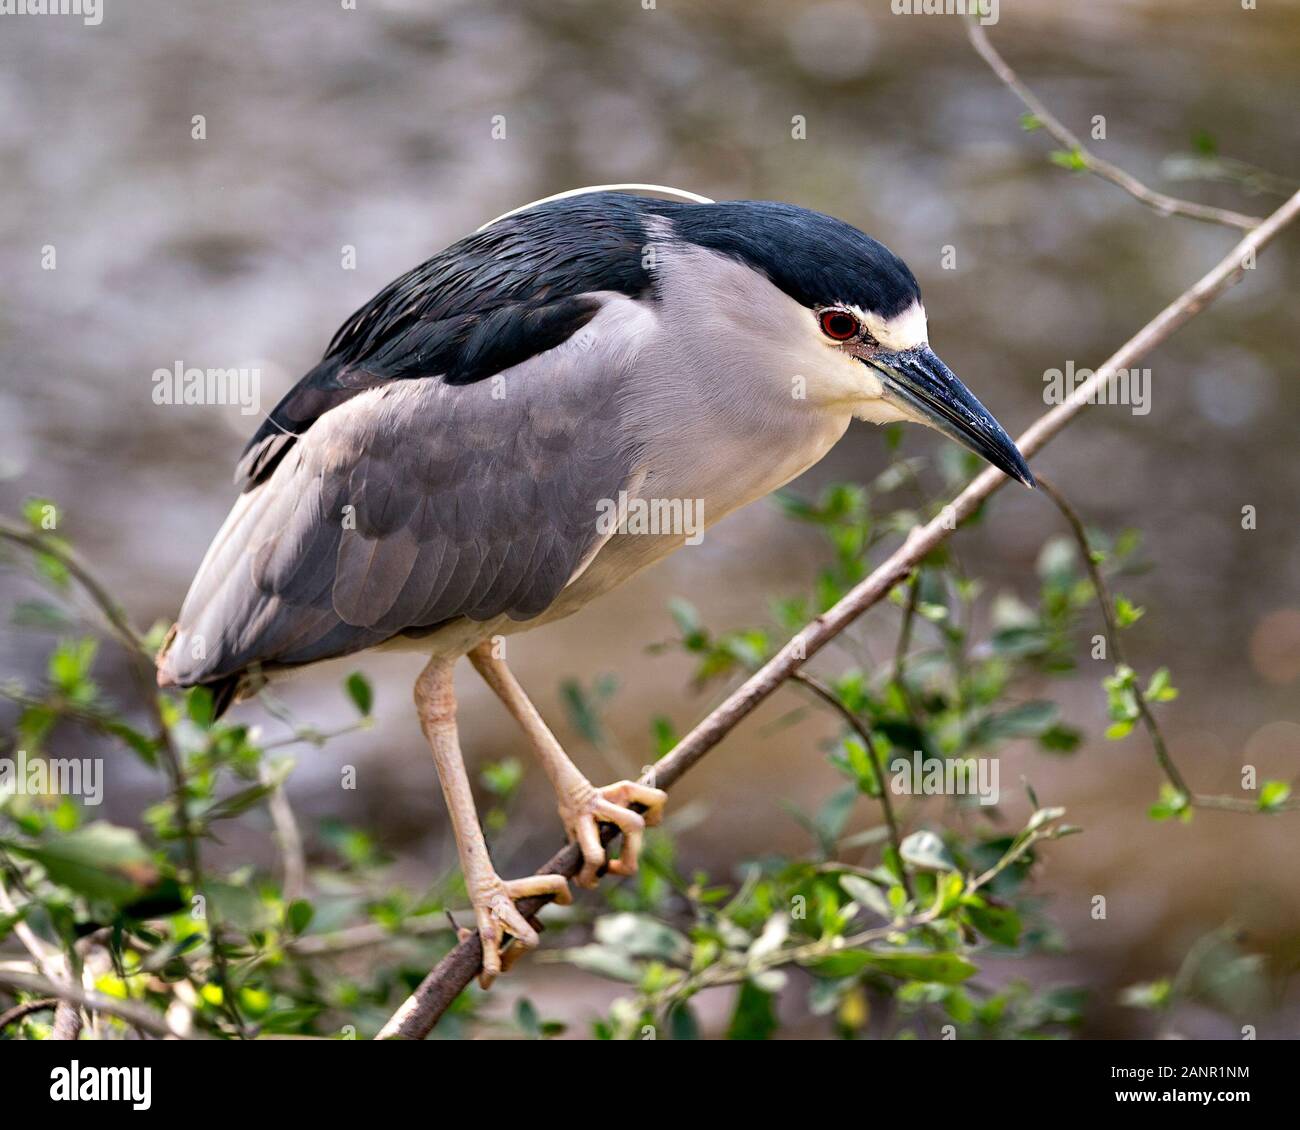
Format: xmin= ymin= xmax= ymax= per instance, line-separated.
xmin=161 ymin=299 xmax=644 ymax=684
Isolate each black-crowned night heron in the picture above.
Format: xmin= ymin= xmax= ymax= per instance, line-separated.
xmin=157 ymin=187 xmax=1033 ymax=981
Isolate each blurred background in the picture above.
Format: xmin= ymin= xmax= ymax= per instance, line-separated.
xmin=1 ymin=0 xmax=1297 ymax=1037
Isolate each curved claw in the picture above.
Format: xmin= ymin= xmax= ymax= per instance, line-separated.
xmin=563 ymin=780 xmax=668 ymax=888
xmin=470 ymin=872 xmax=571 ymax=988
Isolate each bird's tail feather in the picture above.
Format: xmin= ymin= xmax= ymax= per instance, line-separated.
xmin=155 ymin=622 xmax=245 ymax=721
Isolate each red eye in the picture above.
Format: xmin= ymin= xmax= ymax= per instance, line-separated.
xmin=819 ymin=310 xmax=859 ymax=341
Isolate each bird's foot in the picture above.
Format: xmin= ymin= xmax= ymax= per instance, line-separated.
xmin=466 ymin=871 xmax=571 ymax=988
xmin=559 ymin=778 xmax=668 ymax=888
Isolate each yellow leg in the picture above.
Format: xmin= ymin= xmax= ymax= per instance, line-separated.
xmin=469 ymin=643 xmax=668 ymax=888
xmin=414 ymin=656 xmax=571 ymax=986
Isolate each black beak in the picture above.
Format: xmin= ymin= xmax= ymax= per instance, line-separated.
xmin=867 ymin=346 xmax=1035 ymax=488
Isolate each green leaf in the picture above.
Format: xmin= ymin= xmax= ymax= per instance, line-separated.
xmin=48 ymin=637 xmax=98 ymax=698
xmin=0 ymin=905 xmax=31 ymax=942
xmin=202 ymin=781 xmax=276 ymax=823
xmin=104 ymin=720 xmax=158 ymax=765
xmin=1036 ymin=536 xmax=1077 ymax=582
xmin=555 ymin=944 xmax=644 ymax=983
xmin=560 ymin=678 xmax=613 ymax=746
xmin=344 ymin=672 xmax=372 ymax=716
xmin=813 ymin=786 xmax=858 ymax=851
xmin=727 ymin=979 xmax=778 ymax=1040
xmin=769 ymin=491 xmax=818 ymax=522
xmin=1144 ymin=667 xmax=1178 ymax=702
xmin=1114 ymin=596 xmax=1145 ymax=628
xmin=1025 ymin=806 xmax=1066 ymax=833
xmin=515 ymin=997 xmax=542 ymax=1038
xmin=257 ymin=1006 xmax=323 ymax=1034
xmin=747 ymin=914 xmax=790 ymax=962
xmin=479 ymin=757 xmax=523 ymax=798
xmin=32 ymin=549 xmax=69 ymax=587
xmin=1120 ymin=978 xmax=1172 ymax=1010
xmin=943 ymin=986 xmax=976 ymax=1025
xmin=1103 ymin=665 xmax=1139 ymax=729
xmin=4 ymin=823 xmax=157 ymax=906
xmin=1019 ymin=112 xmax=1043 ymax=132
xmin=121 ymin=878 xmax=188 ymax=922
xmin=22 ymin=497 xmax=60 ymax=532
xmin=965 ymin=901 xmax=1022 ymax=946
xmin=808 ymin=949 xmax=976 ymax=984
xmin=667 ymin=598 xmax=708 ymax=651
xmin=839 ymin=736 xmax=878 ymax=795
xmin=931 ymin=871 xmax=965 ymax=916
xmin=668 ymin=1003 xmax=700 ymax=1041
xmin=1148 ymin=785 xmax=1191 ymax=823
xmin=138 ymin=930 xmax=201 ymax=976
xmin=11 ymin=600 xmax=74 ymax=631
xmin=991 ymin=625 xmax=1050 ymax=658
xmin=286 ymin=899 xmax=315 ymax=935
xmin=806 ymin=950 xmax=874 ymax=978
xmin=206 ymin=881 xmax=276 ymax=932
xmin=594 ymin=914 xmax=691 ymax=965
xmin=900 ymin=830 xmax=956 ymax=872
xmin=186 ymin=686 xmax=215 ymax=729
xmin=867 ymin=951 xmax=977 ymax=983
xmin=917 ymin=601 xmax=949 ymax=623
xmin=974 ymin=701 xmax=1059 ymax=745
xmin=1258 ymin=780 xmax=1291 ymax=812
xmin=1049 ymin=147 xmax=1088 ymax=172
xmin=839 ymin=874 xmax=893 ymax=921
xmin=651 ymin=716 xmax=678 ymax=758
xmin=1038 ymin=723 xmax=1082 ymax=753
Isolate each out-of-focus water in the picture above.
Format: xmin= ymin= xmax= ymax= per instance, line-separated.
xmin=1 ymin=0 xmax=1297 ymax=1037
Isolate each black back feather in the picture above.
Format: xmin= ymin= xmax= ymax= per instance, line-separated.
xmin=236 ymin=193 xmax=920 ymax=491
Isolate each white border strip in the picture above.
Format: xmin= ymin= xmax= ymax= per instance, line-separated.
xmin=478 ymin=183 xmax=714 ymax=232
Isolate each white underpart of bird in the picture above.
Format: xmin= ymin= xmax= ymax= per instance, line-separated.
xmin=157 ymin=188 xmax=1033 ymax=982
xmin=537 ymin=246 xmax=923 ymax=616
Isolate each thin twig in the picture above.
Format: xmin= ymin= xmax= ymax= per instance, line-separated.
xmin=966 ymin=22 xmax=1263 ymax=231
xmin=288 ymin=914 xmax=456 ymax=957
xmin=0 ymin=518 xmax=145 ymax=653
xmin=1035 ymin=475 xmax=1190 ymax=797
xmin=379 ymin=187 xmax=1300 ymax=1039
xmin=0 ymin=996 xmax=59 ymax=1031
xmin=263 ymin=765 xmax=307 ymax=905
xmin=0 ymin=870 xmax=66 ymax=985
xmin=893 ymin=575 xmax=919 ymax=688
xmin=0 ymin=969 xmax=194 ymax=1040
xmin=1036 ymin=474 xmax=1299 ymax=814
xmin=0 ymin=868 xmax=86 ymax=1039
xmin=891 ymin=574 xmax=923 ymax=725
xmin=790 ymin=670 xmax=914 ymax=900
xmin=635 ymin=813 xmax=1066 ymax=1013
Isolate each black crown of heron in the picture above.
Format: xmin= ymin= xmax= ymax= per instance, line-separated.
xmin=158 ymin=188 xmax=1034 ymax=981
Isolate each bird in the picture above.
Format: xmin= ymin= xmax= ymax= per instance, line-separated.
xmin=156 ymin=186 xmax=1034 ymax=983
